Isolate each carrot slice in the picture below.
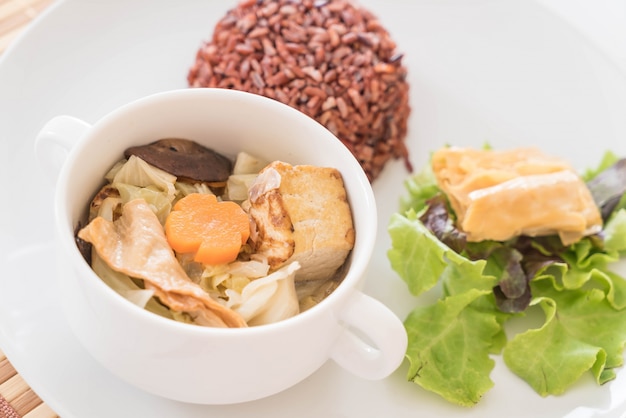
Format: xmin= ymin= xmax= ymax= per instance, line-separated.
xmin=165 ymin=193 xmax=250 ymax=265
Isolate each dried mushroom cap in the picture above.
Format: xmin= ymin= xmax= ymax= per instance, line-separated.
xmin=124 ymin=138 xmax=233 ymax=183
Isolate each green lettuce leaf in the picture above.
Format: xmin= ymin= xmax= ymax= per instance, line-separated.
xmin=604 ymin=208 xmax=626 ymax=253
xmin=502 ymin=295 xmax=607 ymax=396
xmin=389 ymin=150 xmax=626 ymax=405
xmin=399 ymin=163 xmax=440 ymax=214
xmin=388 ymin=210 xmax=495 ymax=298
xmin=388 ymin=211 xmax=450 ymax=296
xmin=389 ymin=207 xmax=507 ymax=405
xmin=505 ymin=276 xmax=626 ymax=394
xmin=404 ymin=289 xmax=500 ymax=407
xmin=582 ymin=151 xmax=620 ymax=181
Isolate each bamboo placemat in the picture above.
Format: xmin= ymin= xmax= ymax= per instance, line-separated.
xmin=0 ymin=0 xmax=54 ymax=54
xmin=1 ymin=2 xmax=59 ymax=417
xmin=0 ymin=349 xmax=57 ymax=418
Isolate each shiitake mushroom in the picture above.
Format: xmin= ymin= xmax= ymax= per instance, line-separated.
xmin=124 ymin=138 xmax=232 ymax=184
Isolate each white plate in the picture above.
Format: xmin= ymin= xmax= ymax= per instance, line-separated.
xmin=1 ymin=0 xmax=626 ymax=417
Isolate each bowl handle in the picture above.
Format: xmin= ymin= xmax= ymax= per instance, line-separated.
xmin=330 ymin=291 xmax=407 ymax=380
xmin=34 ymin=115 xmax=91 ymax=182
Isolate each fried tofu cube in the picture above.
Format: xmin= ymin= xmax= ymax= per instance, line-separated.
xmin=247 ymin=161 xmax=355 ymax=281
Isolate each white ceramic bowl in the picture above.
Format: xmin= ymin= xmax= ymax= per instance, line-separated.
xmin=35 ymin=88 xmax=407 ymax=405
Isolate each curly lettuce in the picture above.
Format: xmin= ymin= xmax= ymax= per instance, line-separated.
xmin=388 ymin=152 xmax=626 ymax=406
